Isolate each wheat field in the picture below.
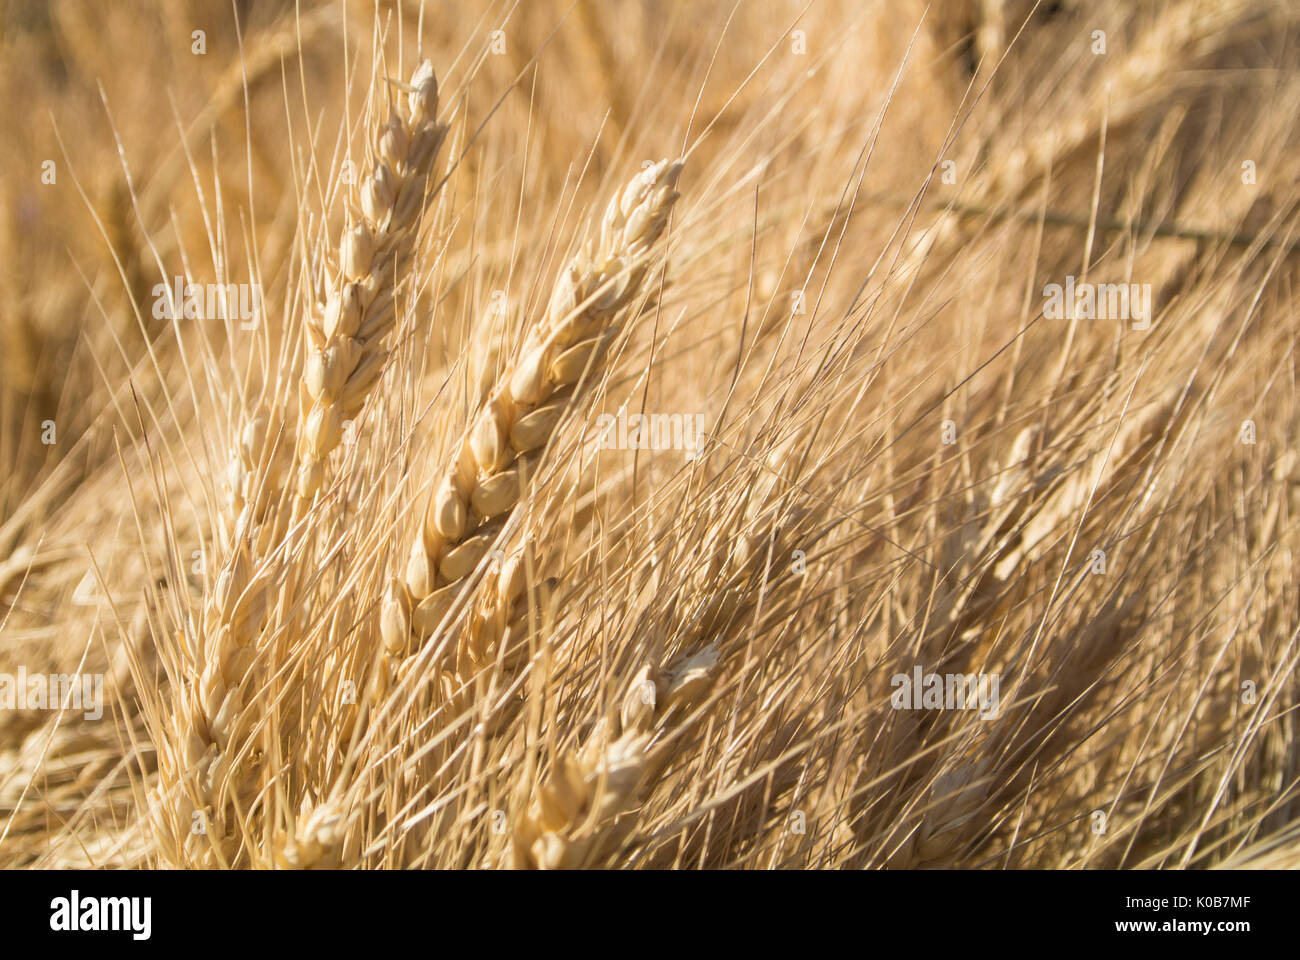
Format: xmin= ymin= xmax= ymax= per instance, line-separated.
xmin=1 ymin=0 xmax=1298 ymax=870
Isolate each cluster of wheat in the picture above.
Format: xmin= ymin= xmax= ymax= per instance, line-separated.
xmin=2 ymin=0 xmax=1299 ymax=870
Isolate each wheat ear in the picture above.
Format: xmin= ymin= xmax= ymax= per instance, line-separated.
xmin=381 ymin=158 xmax=684 ymax=657
xmin=509 ymin=645 xmax=719 ymax=869
xmin=901 ymin=755 xmax=994 ymax=867
xmin=297 ymin=60 xmax=449 ymax=498
xmin=150 ymin=537 xmax=272 ymax=865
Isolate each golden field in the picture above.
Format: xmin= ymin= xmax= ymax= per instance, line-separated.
xmin=0 ymin=0 xmax=1298 ymax=869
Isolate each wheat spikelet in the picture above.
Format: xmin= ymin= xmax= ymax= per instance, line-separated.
xmin=621 ymin=645 xmax=721 ymax=739
xmin=297 ymin=60 xmax=450 ymax=499
xmin=273 ymin=798 xmax=345 ymax=869
xmin=510 ymin=472 xmax=805 ymax=869
xmin=686 ymin=484 xmax=810 ymax=645
xmin=222 ymin=408 xmax=292 ymax=548
xmin=993 ymin=0 xmax=1237 ymax=194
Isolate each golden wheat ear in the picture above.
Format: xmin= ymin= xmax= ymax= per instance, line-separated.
xmin=509 ymin=644 xmax=719 ymax=869
xmin=297 ymin=60 xmax=450 ymax=499
xmin=382 ymin=158 xmax=685 ymax=657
